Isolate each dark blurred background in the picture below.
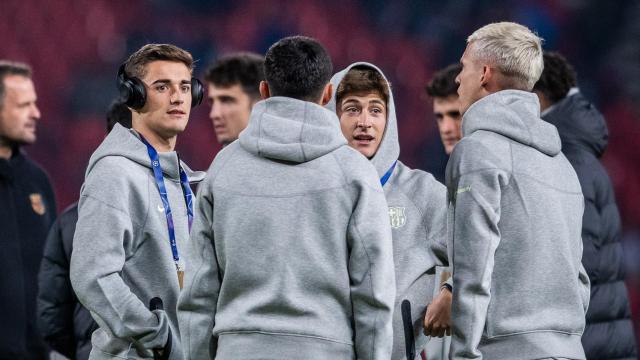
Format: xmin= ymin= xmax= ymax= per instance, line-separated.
xmin=2 ymin=0 xmax=639 ymax=345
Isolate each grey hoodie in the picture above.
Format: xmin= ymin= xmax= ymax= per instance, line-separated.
xmin=446 ymin=90 xmax=590 ymax=359
xmin=177 ymin=97 xmax=395 ymax=359
xmin=70 ymin=124 xmax=204 ymax=359
xmin=327 ymin=63 xmax=449 ymax=360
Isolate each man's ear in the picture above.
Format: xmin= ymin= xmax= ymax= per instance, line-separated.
xmin=320 ymin=83 xmax=333 ymax=106
xmin=480 ymin=65 xmax=493 ymax=88
xmin=259 ymin=81 xmax=270 ymax=99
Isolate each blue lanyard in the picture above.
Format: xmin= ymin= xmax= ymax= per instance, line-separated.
xmin=380 ymin=161 xmax=397 ymax=187
xmin=139 ymin=134 xmax=194 ymax=271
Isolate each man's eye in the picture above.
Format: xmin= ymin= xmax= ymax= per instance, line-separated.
xmin=156 ymin=85 xmax=167 ymax=91
xmin=181 ymin=85 xmax=191 ymax=93
xmin=345 ymin=107 xmax=359 ymax=113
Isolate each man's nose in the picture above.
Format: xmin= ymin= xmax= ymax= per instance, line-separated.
xmin=210 ymin=103 xmax=222 ymax=120
xmin=357 ymin=113 xmax=373 ymax=128
xmin=30 ymin=103 xmax=41 ymax=120
xmin=170 ymin=86 xmax=185 ymax=104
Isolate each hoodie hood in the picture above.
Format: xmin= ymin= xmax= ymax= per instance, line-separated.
xmin=238 ymin=97 xmax=347 ymax=163
xmin=463 ymin=90 xmax=561 ymax=157
xmin=85 ymin=123 xmax=205 ymax=182
xmin=542 ymin=89 xmax=608 ymax=158
xmin=326 ymin=62 xmax=400 ymax=178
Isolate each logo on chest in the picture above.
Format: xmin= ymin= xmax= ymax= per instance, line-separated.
xmin=388 ymin=206 xmax=406 ymax=229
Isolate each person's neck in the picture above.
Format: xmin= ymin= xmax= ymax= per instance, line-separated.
xmin=0 ymin=140 xmax=13 ymax=159
xmin=133 ymin=125 xmax=176 ymax=152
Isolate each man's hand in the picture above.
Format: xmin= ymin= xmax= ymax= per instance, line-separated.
xmin=423 ymin=287 xmax=452 ymax=338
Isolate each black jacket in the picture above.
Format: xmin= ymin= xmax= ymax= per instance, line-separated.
xmin=0 ymin=149 xmax=56 ymax=360
xmin=37 ymin=203 xmax=97 ymax=360
xmin=543 ymin=91 xmax=637 ymax=360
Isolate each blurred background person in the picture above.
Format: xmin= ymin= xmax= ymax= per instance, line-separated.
xmin=425 ymin=63 xmax=462 ymax=157
xmin=205 ymin=52 xmax=264 ymax=146
xmin=534 ymin=51 xmax=638 ymax=360
xmin=36 ymin=100 xmax=131 ymax=360
xmin=0 ymin=60 xmax=56 ymax=359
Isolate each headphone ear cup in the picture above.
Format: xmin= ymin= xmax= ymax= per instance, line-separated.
xmin=127 ymin=77 xmax=147 ymax=110
xmin=191 ymin=78 xmax=204 ymax=108
xmin=117 ymin=64 xmax=147 ymax=110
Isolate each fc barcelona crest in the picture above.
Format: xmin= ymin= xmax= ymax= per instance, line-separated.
xmin=388 ymin=206 xmax=406 ymax=229
xmin=29 ymin=193 xmax=46 ymax=215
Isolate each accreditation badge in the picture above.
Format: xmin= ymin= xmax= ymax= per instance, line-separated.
xmin=177 ymin=270 xmax=184 ymax=289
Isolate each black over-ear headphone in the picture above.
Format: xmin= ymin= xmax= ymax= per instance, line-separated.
xmin=117 ymin=63 xmax=204 ymax=110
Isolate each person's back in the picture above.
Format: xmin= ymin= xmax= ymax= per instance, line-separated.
xmin=448 ymin=22 xmax=589 ymax=359
xmin=178 ymin=36 xmax=395 ymax=360
xmin=534 ymin=52 xmax=637 ymax=359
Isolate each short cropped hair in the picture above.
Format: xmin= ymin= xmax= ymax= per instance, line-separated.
xmin=336 ymin=66 xmax=390 ymax=109
xmin=106 ymin=100 xmax=132 ymax=132
xmin=533 ymin=51 xmax=577 ymax=104
xmin=205 ymin=52 xmax=265 ymax=100
xmin=467 ymin=22 xmax=543 ymax=91
xmin=0 ymin=60 xmax=32 ymax=108
xmin=264 ymin=36 xmax=333 ymax=101
xmin=123 ymin=44 xmax=194 ymax=79
xmin=425 ymin=63 xmax=461 ymax=98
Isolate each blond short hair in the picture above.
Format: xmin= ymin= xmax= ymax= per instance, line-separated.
xmin=467 ymin=22 xmax=543 ymax=91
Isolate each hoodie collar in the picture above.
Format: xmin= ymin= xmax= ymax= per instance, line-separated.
xmin=541 ymin=89 xmax=608 ymax=158
xmin=86 ymin=123 xmax=205 ymax=182
xmin=463 ymin=90 xmax=562 ymax=156
xmin=326 ymin=62 xmax=400 ymax=178
xmin=238 ymin=96 xmax=347 ymax=163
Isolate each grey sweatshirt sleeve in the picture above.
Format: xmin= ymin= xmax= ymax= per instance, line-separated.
xmin=70 ymin=164 xmax=169 ymax=352
xmin=177 ymin=179 xmax=218 ymax=360
xmin=347 ymin=180 xmax=396 ymax=360
xmin=426 ymin=183 xmax=449 ymax=267
xmin=448 ymin=166 xmax=509 ymax=359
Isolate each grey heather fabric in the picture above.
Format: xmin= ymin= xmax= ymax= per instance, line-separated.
xmin=328 ymin=62 xmax=450 ymax=360
xmin=70 ymin=124 xmax=204 ymax=359
xmin=178 ymin=97 xmax=395 ymax=359
xmin=446 ymin=90 xmax=589 ymax=359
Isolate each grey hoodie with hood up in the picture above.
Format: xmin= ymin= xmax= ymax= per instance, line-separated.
xmin=327 ymin=62 xmax=449 ymax=360
xmin=446 ymin=90 xmax=590 ymax=359
xmin=70 ymin=124 xmax=204 ymax=359
xmin=177 ymin=96 xmax=395 ymax=360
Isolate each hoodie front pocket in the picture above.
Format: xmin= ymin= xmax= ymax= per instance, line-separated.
xmin=92 ymin=328 xmax=133 ymax=358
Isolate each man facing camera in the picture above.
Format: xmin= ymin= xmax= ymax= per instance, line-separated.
xmin=327 ymin=63 xmax=450 ymax=360
xmin=71 ymin=44 xmax=204 ymax=360
xmin=205 ymin=52 xmax=264 ymax=146
xmin=447 ymin=22 xmax=589 ymax=359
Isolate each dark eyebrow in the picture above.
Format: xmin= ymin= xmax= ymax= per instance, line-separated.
xmin=150 ymin=79 xmax=191 ymax=85
xmin=369 ymin=99 xmax=386 ymax=107
xmin=342 ymin=99 xmax=360 ymax=106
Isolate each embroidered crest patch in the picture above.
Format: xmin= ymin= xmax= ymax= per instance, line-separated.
xmin=29 ymin=193 xmax=46 ymax=215
xmin=388 ymin=206 xmax=406 ymax=229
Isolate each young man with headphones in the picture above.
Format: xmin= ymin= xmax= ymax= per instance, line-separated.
xmin=70 ymin=44 xmax=204 ymax=360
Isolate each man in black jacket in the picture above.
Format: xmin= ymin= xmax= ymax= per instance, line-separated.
xmin=534 ymin=51 xmax=638 ymax=360
xmin=36 ymin=100 xmax=131 ymax=360
xmin=0 ymin=60 xmax=57 ymax=359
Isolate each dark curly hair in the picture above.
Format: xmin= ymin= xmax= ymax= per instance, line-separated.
xmin=533 ymin=51 xmax=577 ymax=104
xmin=205 ymin=52 xmax=265 ymax=100
xmin=264 ymin=36 xmax=333 ymax=102
xmin=425 ymin=63 xmax=461 ymax=98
